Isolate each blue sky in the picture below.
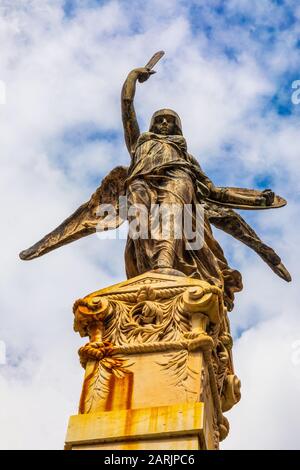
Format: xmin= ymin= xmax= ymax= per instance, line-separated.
xmin=1 ymin=0 xmax=300 ymax=450
xmin=57 ymin=0 xmax=300 ymax=198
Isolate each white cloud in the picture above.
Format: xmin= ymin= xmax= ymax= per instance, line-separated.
xmin=0 ymin=0 xmax=299 ymax=450
xmin=222 ymin=314 xmax=300 ymax=450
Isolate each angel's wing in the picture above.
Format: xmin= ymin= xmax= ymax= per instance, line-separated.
xmin=205 ymin=201 xmax=291 ymax=282
xmin=19 ymin=166 xmax=128 ymax=261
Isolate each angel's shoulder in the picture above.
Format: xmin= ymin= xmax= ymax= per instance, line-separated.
xmin=187 ymin=153 xmax=203 ymax=170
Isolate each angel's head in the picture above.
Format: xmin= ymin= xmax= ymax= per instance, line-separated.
xmin=149 ymin=109 xmax=182 ymax=136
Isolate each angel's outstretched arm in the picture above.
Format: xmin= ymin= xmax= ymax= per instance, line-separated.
xmin=211 ymin=186 xmax=275 ymax=207
xmin=189 ymin=154 xmax=275 ymax=207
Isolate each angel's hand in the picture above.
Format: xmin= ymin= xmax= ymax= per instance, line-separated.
xmin=261 ymin=188 xmax=275 ymax=206
xmin=130 ymin=67 xmax=156 ymax=83
xmin=255 ymin=189 xmax=275 ymax=206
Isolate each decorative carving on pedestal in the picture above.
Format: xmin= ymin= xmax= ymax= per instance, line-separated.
xmin=65 ymin=272 xmax=241 ymax=450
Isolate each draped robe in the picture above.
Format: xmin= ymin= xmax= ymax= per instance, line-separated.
xmin=124 ymin=132 xmax=242 ymax=311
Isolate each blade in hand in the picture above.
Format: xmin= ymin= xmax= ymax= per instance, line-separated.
xmin=145 ymin=50 xmax=165 ymax=70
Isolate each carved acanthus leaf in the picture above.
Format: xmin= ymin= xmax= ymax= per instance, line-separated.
xmin=156 ymin=349 xmax=198 ymax=395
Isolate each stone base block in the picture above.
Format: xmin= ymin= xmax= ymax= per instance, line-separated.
xmin=65 ymin=402 xmax=208 ymax=450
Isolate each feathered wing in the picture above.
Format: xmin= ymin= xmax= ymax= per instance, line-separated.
xmin=20 ymin=163 xmax=291 ymax=282
xmin=19 ymin=166 xmax=128 ymax=261
xmin=205 ymin=201 xmax=291 ymax=282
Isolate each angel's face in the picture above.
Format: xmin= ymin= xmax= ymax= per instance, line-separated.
xmin=152 ymin=115 xmax=176 ymax=135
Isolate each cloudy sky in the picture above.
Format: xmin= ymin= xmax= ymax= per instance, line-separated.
xmin=0 ymin=0 xmax=300 ymax=450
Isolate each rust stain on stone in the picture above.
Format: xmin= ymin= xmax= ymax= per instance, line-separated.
xmin=105 ymin=372 xmax=134 ymax=412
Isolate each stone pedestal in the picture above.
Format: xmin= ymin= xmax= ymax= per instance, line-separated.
xmin=65 ymin=273 xmax=241 ymax=450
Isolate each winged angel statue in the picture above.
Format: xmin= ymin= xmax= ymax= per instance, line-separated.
xmin=20 ymin=52 xmax=291 ymax=311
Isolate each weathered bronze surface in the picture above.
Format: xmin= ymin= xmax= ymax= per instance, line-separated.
xmin=20 ymin=52 xmax=291 ymax=307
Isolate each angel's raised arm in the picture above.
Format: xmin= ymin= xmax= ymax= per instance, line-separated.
xmin=121 ymin=67 xmax=155 ymax=157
